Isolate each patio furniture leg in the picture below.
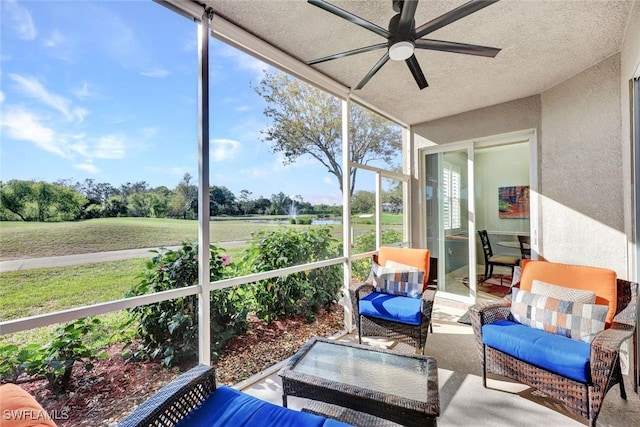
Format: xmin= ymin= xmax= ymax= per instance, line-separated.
xmin=482 ymin=345 xmax=487 ymax=388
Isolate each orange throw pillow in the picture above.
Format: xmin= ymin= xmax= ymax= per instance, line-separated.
xmin=0 ymin=384 xmax=57 ymax=427
xmin=519 ymin=260 xmax=617 ymax=327
xmin=377 ymin=247 xmax=430 ymax=290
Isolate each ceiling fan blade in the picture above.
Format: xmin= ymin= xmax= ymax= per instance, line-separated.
xmin=415 ymin=0 xmax=499 ymax=38
xmin=308 ymin=0 xmax=390 ymax=39
xmin=397 ymin=0 xmax=419 ymax=34
xmin=415 ymin=39 xmax=500 ymax=57
xmin=355 ymin=52 xmax=390 ymax=90
xmin=307 ymin=43 xmax=388 ymax=65
xmin=405 ymin=55 xmax=428 ymax=90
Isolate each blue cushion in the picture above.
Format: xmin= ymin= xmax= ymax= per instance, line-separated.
xmin=176 ymin=386 xmax=350 ymax=427
xmin=482 ymin=319 xmax=591 ymax=383
xmin=359 ymin=292 xmax=421 ymax=325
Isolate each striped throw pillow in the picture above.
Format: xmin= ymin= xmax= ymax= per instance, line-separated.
xmin=371 ymin=262 xmax=424 ymax=298
xmin=530 ymin=279 xmax=596 ymax=303
xmin=511 ymin=288 xmax=607 ymax=343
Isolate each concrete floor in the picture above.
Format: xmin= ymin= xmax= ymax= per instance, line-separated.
xmin=238 ymin=297 xmax=640 ymax=427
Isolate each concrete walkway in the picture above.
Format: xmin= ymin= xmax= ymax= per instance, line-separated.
xmin=0 ymin=240 xmax=248 ymax=272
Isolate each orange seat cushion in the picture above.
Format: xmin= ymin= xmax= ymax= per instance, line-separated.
xmin=377 ymin=247 xmax=430 ymax=290
xmin=519 ymin=260 xmax=617 ymax=326
xmin=0 ymin=384 xmax=57 ymax=427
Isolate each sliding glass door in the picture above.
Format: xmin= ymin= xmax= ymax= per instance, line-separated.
xmin=424 ymin=144 xmax=475 ymax=301
xmin=422 ymin=132 xmax=535 ymax=303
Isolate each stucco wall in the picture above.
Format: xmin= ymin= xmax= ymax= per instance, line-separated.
xmin=539 ymin=54 xmax=625 ymax=275
xmin=411 ymin=96 xmax=541 ymax=247
xmin=620 ymin=0 xmax=640 ymax=282
xmin=412 ymin=57 xmax=628 ymax=277
xmin=412 ymin=95 xmax=541 ymax=147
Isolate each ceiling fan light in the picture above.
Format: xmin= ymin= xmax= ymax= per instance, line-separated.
xmin=389 ymin=41 xmax=414 ymax=61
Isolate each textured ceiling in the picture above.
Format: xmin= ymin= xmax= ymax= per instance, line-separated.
xmin=204 ymin=0 xmax=633 ymax=125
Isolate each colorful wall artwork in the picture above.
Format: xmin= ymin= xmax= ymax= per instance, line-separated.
xmin=498 ymin=185 xmax=530 ymax=219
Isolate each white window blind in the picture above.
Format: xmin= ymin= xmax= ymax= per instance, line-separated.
xmin=443 ymin=161 xmax=461 ymax=230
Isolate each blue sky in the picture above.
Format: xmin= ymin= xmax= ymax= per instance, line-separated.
xmin=0 ymin=0 xmax=349 ymax=205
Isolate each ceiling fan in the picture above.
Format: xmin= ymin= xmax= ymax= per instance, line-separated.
xmin=307 ymin=0 xmax=501 ymax=90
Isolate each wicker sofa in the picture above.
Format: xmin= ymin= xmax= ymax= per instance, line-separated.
xmin=117 ymin=364 xmax=351 ymax=426
xmin=469 ymin=260 xmax=638 ymax=427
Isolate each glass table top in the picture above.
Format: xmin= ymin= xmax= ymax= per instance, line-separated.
xmin=291 ymin=340 xmax=434 ymax=402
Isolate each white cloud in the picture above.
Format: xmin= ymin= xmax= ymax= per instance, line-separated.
xmin=241 ymin=166 xmax=271 ymax=178
xmin=68 ymin=134 xmax=126 ymax=160
xmin=74 ymin=162 xmax=100 ymax=174
xmin=323 ymin=176 xmax=334 ymax=186
xmin=9 ymin=74 xmax=85 ymax=122
xmin=94 ymin=135 xmax=126 ymax=159
xmin=44 ymin=30 xmax=65 ymax=47
xmin=216 ymin=44 xmax=269 ymax=80
xmin=72 ymin=81 xmax=96 ymax=99
xmin=140 ymin=68 xmax=170 ymax=78
xmin=139 ymin=127 xmax=157 ymax=139
xmin=0 ymin=106 xmax=62 ymax=156
xmin=0 ymin=91 xmax=5 ymax=103
xmin=212 ymin=138 xmax=241 ymax=162
xmin=5 ymin=0 xmax=37 ymax=41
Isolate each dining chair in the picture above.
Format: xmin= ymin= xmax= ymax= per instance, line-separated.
xmin=477 ymin=230 xmax=520 ymax=282
xmin=517 ymin=235 xmax=531 ymax=259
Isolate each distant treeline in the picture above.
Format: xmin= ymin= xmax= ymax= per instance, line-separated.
xmin=0 ymin=173 xmax=346 ymax=222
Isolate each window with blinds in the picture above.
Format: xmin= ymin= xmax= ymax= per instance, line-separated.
xmin=443 ymin=161 xmax=461 ymax=230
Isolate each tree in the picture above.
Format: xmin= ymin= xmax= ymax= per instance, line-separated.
xmin=0 ymin=180 xmax=85 ymax=221
xmin=269 ymin=192 xmax=291 ymax=216
xmin=0 ymin=180 xmax=33 ymax=220
xmin=210 ymin=185 xmax=237 ymax=216
xmin=69 ymin=179 xmax=117 ymax=204
xmin=351 ymin=190 xmax=375 ymax=214
xmin=254 ymin=196 xmax=271 ymax=215
xmin=172 ymin=173 xmax=198 ymax=219
xmin=254 ymin=71 xmax=402 ymax=197
xmin=238 ymin=189 xmax=254 ymax=215
xmin=119 ymin=181 xmax=150 ymax=198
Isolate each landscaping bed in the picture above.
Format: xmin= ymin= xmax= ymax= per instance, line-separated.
xmin=18 ymin=304 xmax=344 ymax=426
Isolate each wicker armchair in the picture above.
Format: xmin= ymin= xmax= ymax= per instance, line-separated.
xmin=469 ymin=278 xmax=638 ymax=427
xmin=118 ymin=364 xmax=216 ymax=427
xmin=350 ymin=247 xmax=436 ymax=354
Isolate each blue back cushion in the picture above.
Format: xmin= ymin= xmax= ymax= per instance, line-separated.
xmin=359 ymin=292 xmax=421 ymax=325
xmin=482 ymin=319 xmax=591 ymax=383
xmin=176 ymin=386 xmax=350 ymax=427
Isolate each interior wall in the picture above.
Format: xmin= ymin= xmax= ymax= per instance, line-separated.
xmin=475 ymin=144 xmax=530 ymax=234
xmin=539 ymin=53 xmax=625 ymax=275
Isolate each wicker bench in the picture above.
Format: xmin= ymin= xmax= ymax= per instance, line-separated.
xmin=302 ymin=401 xmax=402 ymax=427
xmin=117 ymin=364 xmax=351 ymax=426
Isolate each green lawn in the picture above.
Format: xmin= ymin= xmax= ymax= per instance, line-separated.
xmin=0 ymin=216 xmax=402 ymax=259
xmin=0 ymin=216 xmax=400 ymax=348
xmin=0 ymin=258 xmax=147 ymax=320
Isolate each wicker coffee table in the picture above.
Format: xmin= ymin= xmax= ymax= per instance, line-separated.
xmin=279 ymin=337 xmax=440 ymax=427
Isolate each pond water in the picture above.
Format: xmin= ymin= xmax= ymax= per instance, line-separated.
xmin=244 ymin=218 xmax=341 ymax=225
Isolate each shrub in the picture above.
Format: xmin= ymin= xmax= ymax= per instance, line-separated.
xmin=244 ymin=227 xmax=342 ymax=323
xmin=40 ymin=318 xmax=107 ymax=391
xmin=351 ymin=229 xmax=403 ymax=281
xmin=0 ymin=318 xmax=106 ymax=392
xmin=126 ymin=242 xmax=247 ymax=366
